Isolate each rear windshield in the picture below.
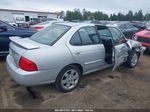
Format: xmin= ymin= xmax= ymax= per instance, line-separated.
xmin=30 ymin=24 xmax=71 ymax=45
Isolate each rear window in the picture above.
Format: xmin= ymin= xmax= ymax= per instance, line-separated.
xmin=30 ymin=24 xmax=71 ymax=45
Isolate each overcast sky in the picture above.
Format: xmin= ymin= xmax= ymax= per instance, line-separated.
xmin=0 ymin=0 xmax=150 ymax=14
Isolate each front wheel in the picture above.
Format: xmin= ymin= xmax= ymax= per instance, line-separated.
xmin=55 ymin=65 xmax=81 ymax=93
xmin=126 ymin=50 xmax=139 ymax=68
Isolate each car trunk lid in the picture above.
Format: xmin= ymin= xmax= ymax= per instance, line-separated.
xmin=9 ymin=36 xmax=41 ymax=67
xmin=9 ymin=36 xmax=40 ymax=50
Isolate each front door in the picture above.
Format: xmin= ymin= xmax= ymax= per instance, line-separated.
xmin=109 ymin=27 xmax=129 ymax=70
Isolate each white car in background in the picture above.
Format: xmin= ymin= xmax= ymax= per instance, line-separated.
xmin=9 ymin=22 xmax=18 ymax=27
xmin=31 ymin=20 xmax=63 ymax=31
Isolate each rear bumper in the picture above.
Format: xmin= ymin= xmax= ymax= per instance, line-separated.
xmin=6 ymin=55 xmax=59 ymax=86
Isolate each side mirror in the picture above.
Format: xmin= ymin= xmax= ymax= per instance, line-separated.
xmin=0 ymin=26 xmax=7 ymax=32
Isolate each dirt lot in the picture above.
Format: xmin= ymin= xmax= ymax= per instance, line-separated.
xmin=0 ymin=55 xmax=150 ymax=109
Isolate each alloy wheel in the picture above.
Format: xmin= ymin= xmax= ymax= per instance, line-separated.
xmin=61 ymin=69 xmax=79 ymax=90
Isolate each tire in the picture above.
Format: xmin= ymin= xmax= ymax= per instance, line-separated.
xmin=55 ymin=65 xmax=81 ymax=93
xmin=126 ymin=50 xmax=139 ymax=68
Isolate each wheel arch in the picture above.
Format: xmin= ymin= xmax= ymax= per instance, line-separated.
xmin=60 ymin=63 xmax=83 ymax=75
xmin=71 ymin=63 xmax=83 ymax=74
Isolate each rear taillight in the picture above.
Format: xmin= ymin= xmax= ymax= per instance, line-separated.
xmin=19 ymin=57 xmax=38 ymax=71
xmin=33 ymin=26 xmax=44 ymax=29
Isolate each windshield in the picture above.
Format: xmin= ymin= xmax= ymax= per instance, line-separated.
xmin=30 ymin=24 xmax=71 ymax=45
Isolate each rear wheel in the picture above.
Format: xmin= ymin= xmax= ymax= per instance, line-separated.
xmin=55 ymin=65 xmax=81 ymax=93
xmin=126 ymin=50 xmax=139 ymax=68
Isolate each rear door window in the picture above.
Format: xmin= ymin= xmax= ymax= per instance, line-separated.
xmin=78 ymin=28 xmax=93 ymax=45
xmin=70 ymin=26 xmax=101 ymax=46
xmin=79 ymin=27 xmax=101 ymax=45
xmin=70 ymin=32 xmax=82 ymax=46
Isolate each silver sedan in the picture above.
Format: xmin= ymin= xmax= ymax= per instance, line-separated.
xmin=6 ymin=22 xmax=145 ymax=92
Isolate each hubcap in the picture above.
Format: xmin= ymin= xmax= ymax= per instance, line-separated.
xmin=131 ymin=53 xmax=138 ymax=66
xmin=61 ymin=69 xmax=79 ymax=90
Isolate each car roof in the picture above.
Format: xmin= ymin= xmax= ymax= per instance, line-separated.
xmin=55 ymin=22 xmax=106 ymax=28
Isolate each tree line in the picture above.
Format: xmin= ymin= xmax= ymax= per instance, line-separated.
xmin=60 ymin=9 xmax=150 ymax=21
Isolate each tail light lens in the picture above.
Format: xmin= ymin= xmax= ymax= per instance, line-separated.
xmin=19 ymin=57 xmax=38 ymax=71
xmin=33 ymin=26 xmax=44 ymax=30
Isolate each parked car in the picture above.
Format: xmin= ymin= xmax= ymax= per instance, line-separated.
xmin=6 ymin=23 xmax=145 ymax=93
xmin=132 ymin=26 xmax=150 ymax=51
xmin=31 ymin=20 xmax=61 ymax=31
xmin=130 ymin=21 xmax=146 ymax=31
xmin=0 ymin=20 xmax=37 ymax=56
xmin=108 ymin=22 xmax=139 ymax=39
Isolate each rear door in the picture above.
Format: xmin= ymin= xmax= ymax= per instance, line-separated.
xmin=68 ymin=26 xmax=106 ymax=73
xmin=109 ymin=27 xmax=129 ymax=70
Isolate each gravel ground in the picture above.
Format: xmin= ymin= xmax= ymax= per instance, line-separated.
xmin=0 ymin=55 xmax=150 ymax=109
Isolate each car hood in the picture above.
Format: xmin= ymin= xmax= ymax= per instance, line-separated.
xmin=135 ymin=30 xmax=150 ymax=38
